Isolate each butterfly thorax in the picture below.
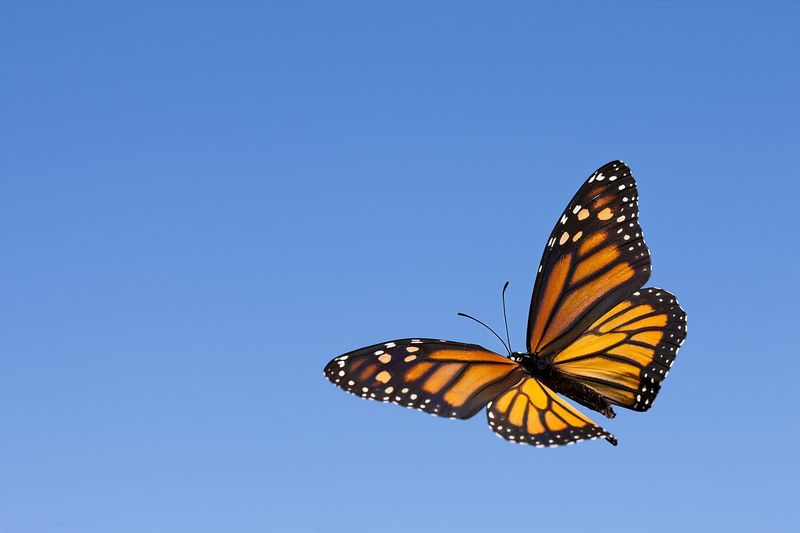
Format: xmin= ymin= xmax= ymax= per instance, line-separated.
xmin=511 ymin=352 xmax=549 ymax=371
xmin=513 ymin=352 xmax=617 ymax=419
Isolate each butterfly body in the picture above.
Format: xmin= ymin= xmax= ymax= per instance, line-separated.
xmin=513 ymin=352 xmax=617 ymax=419
xmin=324 ymin=161 xmax=687 ymax=447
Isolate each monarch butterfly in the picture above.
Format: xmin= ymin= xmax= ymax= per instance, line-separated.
xmin=324 ymin=161 xmax=686 ymax=447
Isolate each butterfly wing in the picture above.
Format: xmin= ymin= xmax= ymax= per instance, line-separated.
xmin=527 ymin=161 xmax=651 ymax=358
xmin=487 ymin=376 xmax=617 ymax=447
xmin=551 ymin=287 xmax=687 ymax=411
xmin=324 ymin=339 xmax=523 ymax=419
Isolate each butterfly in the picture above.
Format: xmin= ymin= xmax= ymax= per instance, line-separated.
xmin=323 ymin=161 xmax=686 ymax=447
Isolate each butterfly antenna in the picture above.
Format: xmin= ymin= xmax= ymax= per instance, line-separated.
xmin=501 ymin=281 xmax=513 ymax=354
xmin=457 ymin=312 xmax=512 ymax=356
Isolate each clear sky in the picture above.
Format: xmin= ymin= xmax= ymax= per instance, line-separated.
xmin=2 ymin=2 xmax=799 ymax=532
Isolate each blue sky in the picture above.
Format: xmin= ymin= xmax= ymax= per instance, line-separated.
xmin=2 ymin=2 xmax=799 ymax=532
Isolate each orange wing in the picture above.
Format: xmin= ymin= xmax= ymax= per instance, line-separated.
xmin=487 ymin=376 xmax=617 ymax=447
xmin=527 ymin=161 xmax=651 ymax=357
xmin=552 ymin=287 xmax=687 ymax=411
xmin=324 ymin=339 xmax=523 ymax=419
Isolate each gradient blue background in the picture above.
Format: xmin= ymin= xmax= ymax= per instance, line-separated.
xmin=3 ymin=2 xmax=799 ymax=532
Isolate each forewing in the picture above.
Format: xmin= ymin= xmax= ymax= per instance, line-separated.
xmin=552 ymin=287 xmax=687 ymax=411
xmin=487 ymin=376 xmax=617 ymax=447
xmin=324 ymin=339 xmax=523 ymax=419
xmin=527 ymin=161 xmax=651 ymax=357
